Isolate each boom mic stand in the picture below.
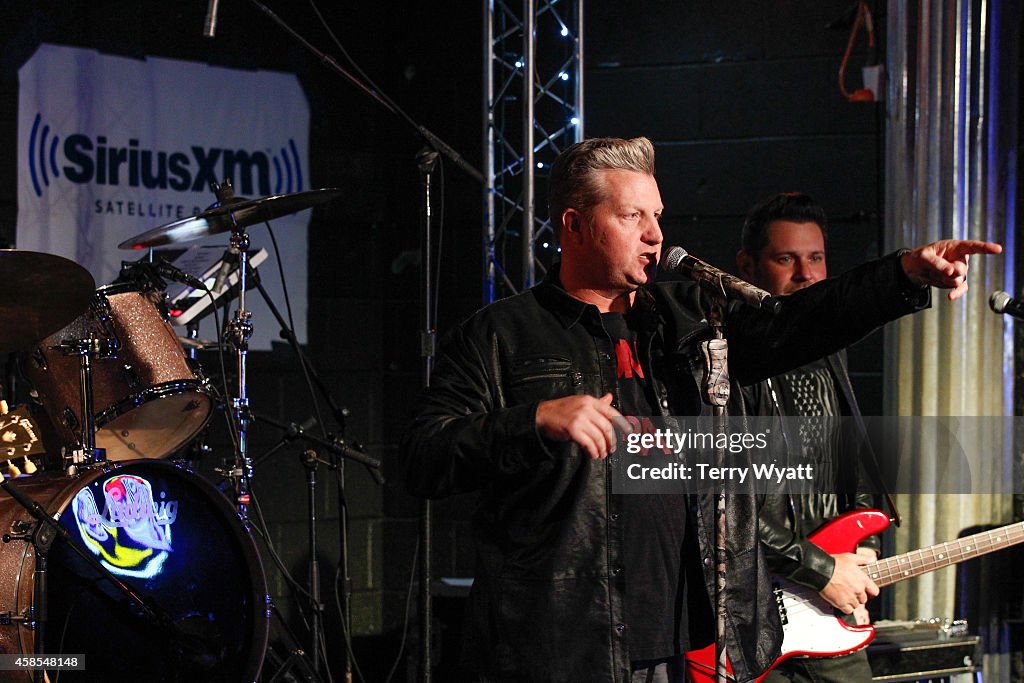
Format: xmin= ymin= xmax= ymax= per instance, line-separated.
xmin=245 ymin=256 xmax=384 ymax=681
xmin=252 ymin=413 xmax=380 ymax=680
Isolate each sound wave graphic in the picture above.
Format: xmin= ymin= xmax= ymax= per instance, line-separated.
xmin=271 ymin=139 xmax=304 ymax=194
xmin=28 ymin=113 xmax=61 ymax=198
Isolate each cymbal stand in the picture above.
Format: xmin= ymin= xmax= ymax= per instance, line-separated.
xmin=211 ymin=179 xmax=256 ymax=524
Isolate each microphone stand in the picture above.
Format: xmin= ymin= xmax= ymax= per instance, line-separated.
xmin=252 ymin=413 xmax=381 ymax=680
xmin=699 ymin=295 xmax=731 ymax=683
xmin=244 ymin=254 xmax=382 ymax=681
xmin=235 ymin=6 xmax=485 ymax=678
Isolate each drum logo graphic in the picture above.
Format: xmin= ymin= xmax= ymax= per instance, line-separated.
xmin=71 ymin=474 xmax=179 ymax=579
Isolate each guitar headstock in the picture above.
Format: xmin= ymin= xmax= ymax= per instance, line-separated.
xmin=0 ymin=405 xmax=46 ymax=459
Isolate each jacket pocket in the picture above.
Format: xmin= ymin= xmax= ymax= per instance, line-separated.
xmin=506 ymin=355 xmax=579 ymax=403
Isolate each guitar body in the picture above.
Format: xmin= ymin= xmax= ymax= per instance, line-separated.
xmin=685 ymin=509 xmax=891 ymax=683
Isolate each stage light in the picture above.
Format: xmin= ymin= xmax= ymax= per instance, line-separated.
xmin=570 ymin=116 xmax=580 ymax=126
xmin=559 ymin=72 xmax=569 ymax=81
xmin=515 ymin=59 xmax=524 ymax=68
xmin=560 ymin=27 xmax=569 ymax=37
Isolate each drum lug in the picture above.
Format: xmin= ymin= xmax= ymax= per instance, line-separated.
xmin=2 ymin=519 xmax=33 ymax=544
xmin=93 ymin=292 xmax=112 ymax=323
xmin=123 ymin=363 xmax=141 ymax=390
xmin=29 ymin=347 xmax=48 ymax=371
xmin=62 ymin=406 xmax=79 ymax=431
xmin=0 ymin=609 xmax=34 ymax=626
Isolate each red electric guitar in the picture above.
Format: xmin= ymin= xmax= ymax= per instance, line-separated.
xmin=686 ymin=509 xmax=1024 ymax=682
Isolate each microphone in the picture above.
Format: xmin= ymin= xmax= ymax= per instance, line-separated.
xmin=661 ymin=246 xmax=779 ymax=311
xmin=211 ymin=250 xmax=235 ymax=295
xmin=203 ymin=0 xmax=220 ymax=38
xmin=989 ymin=291 xmax=1024 ymax=319
xmin=154 ymin=258 xmax=207 ymax=291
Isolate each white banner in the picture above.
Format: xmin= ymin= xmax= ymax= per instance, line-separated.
xmin=17 ymin=44 xmax=312 ymax=350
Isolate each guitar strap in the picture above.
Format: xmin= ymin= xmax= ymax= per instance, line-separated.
xmin=824 ymin=352 xmax=901 ymax=527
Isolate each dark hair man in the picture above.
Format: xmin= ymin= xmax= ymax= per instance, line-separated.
xmin=738 ymin=192 xmax=879 ymax=682
xmin=402 ymin=138 xmax=999 ymax=682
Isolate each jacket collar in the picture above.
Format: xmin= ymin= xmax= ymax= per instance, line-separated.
xmin=534 ymin=262 xmax=659 ymax=332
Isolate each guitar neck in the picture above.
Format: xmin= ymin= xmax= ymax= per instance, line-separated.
xmin=863 ymin=521 xmax=1024 ymax=588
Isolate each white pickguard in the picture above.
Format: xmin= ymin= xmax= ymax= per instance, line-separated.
xmin=774 ymin=579 xmax=874 ymax=658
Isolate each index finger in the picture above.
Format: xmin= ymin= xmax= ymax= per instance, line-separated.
xmin=594 ymin=397 xmax=625 ymax=422
xmin=944 ymin=240 xmax=1003 ymax=257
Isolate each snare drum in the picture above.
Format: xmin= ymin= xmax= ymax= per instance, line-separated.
xmin=22 ymin=283 xmax=212 ymax=461
xmin=0 ymin=460 xmax=268 ymax=681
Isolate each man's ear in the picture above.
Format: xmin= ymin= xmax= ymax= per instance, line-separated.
xmin=562 ymin=209 xmax=583 ymax=241
xmin=736 ymin=250 xmax=755 ymax=281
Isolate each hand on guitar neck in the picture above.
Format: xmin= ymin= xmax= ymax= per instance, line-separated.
xmin=820 ymin=547 xmax=879 ymax=616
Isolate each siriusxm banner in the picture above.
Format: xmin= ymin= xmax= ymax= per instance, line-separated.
xmin=17 ymin=44 xmax=311 ymax=349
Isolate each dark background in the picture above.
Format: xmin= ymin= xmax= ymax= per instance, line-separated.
xmin=0 ymin=2 xmax=992 ymax=681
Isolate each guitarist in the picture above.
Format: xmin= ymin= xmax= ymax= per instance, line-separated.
xmin=737 ymin=192 xmax=881 ymax=682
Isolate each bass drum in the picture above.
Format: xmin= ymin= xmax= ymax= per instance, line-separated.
xmin=0 ymin=461 xmax=268 ymax=682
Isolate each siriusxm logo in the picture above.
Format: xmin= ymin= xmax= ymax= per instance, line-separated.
xmin=27 ymin=113 xmax=304 ymax=198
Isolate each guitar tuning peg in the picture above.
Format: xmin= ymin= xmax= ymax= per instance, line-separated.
xmin=22 ymin=457 xmax=36 ymax=475
xmin=6 ymin=460 xmax=21 ymax=478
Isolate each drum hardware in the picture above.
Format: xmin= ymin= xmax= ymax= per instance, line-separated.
xmin=53 ymin=336 xmax=118 ymax=467
xmin=117 ymin=181 xmax=342 ymax=525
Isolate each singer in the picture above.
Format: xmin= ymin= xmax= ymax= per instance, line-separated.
xmin=400 ymin=137 xmax=1000 ymax=683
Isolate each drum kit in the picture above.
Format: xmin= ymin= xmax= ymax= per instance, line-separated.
xmin=0 ymin=185 xmax=346 ymax=682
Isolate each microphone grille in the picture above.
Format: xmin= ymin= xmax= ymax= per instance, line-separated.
xmin=661 ymin=246 xmax=687 ymax=271
xmin=990 ymin=290 xmax=1012 ymax=313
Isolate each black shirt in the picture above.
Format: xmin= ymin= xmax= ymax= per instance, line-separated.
xmin=604 ymin=311 xmax=700 ymax=660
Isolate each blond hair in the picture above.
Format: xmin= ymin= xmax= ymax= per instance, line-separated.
xmin=547 ymin=137 xmax=656 ymax=235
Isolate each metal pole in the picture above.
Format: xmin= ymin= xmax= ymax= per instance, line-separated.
xmin=522 ymin=0 xmax=536 ymax=290
xmin=575 ymin=0 xmax=585 ymax=141
xmin=417 ymin=147 xmax=439 ymax=683
xmin=483 ymin=0 xmax=497 ymax=304
xmin=230 ymin=227 xmax=254 ymax=523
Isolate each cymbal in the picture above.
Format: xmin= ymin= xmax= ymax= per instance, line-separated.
xmin=117 ymin=188 xmax=341 ymax=250
xmin=178 ymin=336 xmax=221 ymax=351
xmin=0 ymin=250 xmax=96 ymax=353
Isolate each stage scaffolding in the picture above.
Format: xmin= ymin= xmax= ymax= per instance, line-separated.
xmin=483 ymin=0 xmax=584 ymax=302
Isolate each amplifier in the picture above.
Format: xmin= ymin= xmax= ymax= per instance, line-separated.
xmin=867 ymin=620 xmax=979 ymax=682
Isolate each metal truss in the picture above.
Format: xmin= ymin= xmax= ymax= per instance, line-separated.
xmin=484 ymin=0 xmax=583 ymax=302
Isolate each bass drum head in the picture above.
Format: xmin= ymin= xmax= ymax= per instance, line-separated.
xmin=41 ymin=461 xmax=267 ymax=681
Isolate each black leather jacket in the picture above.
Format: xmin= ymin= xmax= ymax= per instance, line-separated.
xmin=401 ymin=253 xmax=927 ymax=682
xmin=746 ymin=351 xmax=883 ymax=591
